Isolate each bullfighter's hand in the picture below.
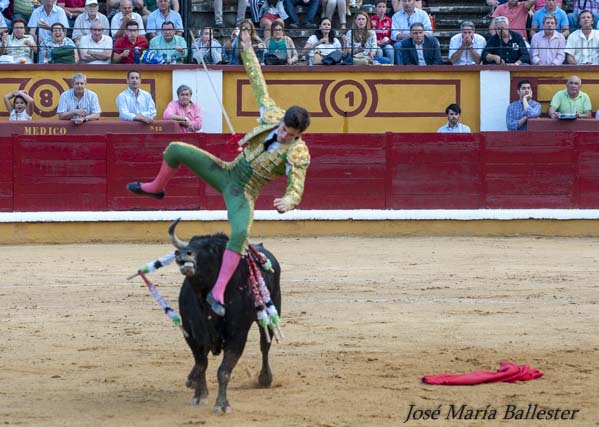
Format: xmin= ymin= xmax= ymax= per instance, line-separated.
xmin=273 ymin=198 xmax=293 ymax=213
xmin=239 ymin=28 xmax=252 ymax=51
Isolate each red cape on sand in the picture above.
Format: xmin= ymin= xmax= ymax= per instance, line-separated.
xmin=422 ymin=361 xmax=544 ymax=385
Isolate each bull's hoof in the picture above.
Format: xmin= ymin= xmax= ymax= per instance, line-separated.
xmin=213 ymin=403 xmax=232 ymax=414
xmin=206 ymin=292 xmax=226 ymax=317
xmin=126 ymin=181 xmax=165 ymax=200
xmin=192 ymin=396 xmax=208 ymax=406
xmin=258 ymin=369 xmax=273 ymax=388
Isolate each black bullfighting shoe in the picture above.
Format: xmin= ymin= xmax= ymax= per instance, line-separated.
xmin=126 ymin=181 xmax=165 ymax=200
xmin=206 ymin=292 xmax=226 ymax=317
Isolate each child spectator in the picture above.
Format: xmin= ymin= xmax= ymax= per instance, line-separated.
xmin=4 ymin=89 xmax=34 ymax=121
xmin=369 ymin=0 xmax=393 ymax=63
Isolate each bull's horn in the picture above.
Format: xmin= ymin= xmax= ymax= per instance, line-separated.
xmin=168 ymin=218 xmax=189 ymax=249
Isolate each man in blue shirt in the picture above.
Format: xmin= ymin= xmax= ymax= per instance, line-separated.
xmin=506 ymin=80 xmax=542 ymax=131
xmin=438 ymin=103 xmax=471 ymax=133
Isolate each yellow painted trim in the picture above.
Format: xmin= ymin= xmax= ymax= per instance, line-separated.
xmin=2 ymin=220 xmax=599 ymax=243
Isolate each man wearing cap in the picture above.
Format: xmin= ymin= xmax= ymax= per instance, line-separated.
xmin=0 ymin=16 xmax=37 ymax=63
xmin=78 ymin=21 xmax=112 ymax=63
xmin=72 ymin=0 xmax=110 ymax=43
xmin=28 ymin=0 xmax=70 ymax=41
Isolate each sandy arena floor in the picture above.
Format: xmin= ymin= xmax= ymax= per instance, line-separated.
xmin=1 ymin=236 xmax=598 ymax=427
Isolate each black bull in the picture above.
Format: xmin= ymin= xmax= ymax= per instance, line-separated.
xmin=169 ymin=220 xmax=282 ymax=413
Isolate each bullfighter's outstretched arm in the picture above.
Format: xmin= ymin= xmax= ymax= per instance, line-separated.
xmin=239 ymin=29 xmax=279 ymax=119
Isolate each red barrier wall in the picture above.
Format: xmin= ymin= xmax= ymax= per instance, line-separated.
xmin=4 ymin=131 xmax=599 ymax=212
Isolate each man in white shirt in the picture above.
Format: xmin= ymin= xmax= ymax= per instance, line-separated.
xmin=116 ymin=70 xmax=156 ymax=124
xmin=72 ymin=0 xmax=110 ymax=43
xmin=565 ymin=10 xmax=599 ymax=64
xmin=57 ymin=72 xmax=102 ymax=124
xmin=437 ymin=104 xmax=471 ymax=133
xmin=28 ymin=0 xmax=70 ymax=42
xmin=78 ymin=21 xmax=112 ymax=63
xmin=111 ymin=0 xmax=145 ymax=38
xmin=448 ymin=20 xmax=486 ymax=65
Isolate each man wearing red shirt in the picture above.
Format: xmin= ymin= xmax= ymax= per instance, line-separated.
xmin=369 ymin=0 xmax=394 ymax=63
xmin=112 ymin=19 xmax=148 ymax=63
xmin=492 ymin=0 xmax=535 ymax=40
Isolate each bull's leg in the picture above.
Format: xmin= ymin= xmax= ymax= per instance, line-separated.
xmin=214 ymin=349 xmax=243 ymax=414
xmin=258 ymin=326 xmax=273 ymax=387
xmin=185 ymin=348 xmax=209 ymax=406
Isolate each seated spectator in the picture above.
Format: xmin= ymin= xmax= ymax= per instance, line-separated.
xmin=58 ymin=0 xmax=85 ymax=28
xmin=0 ymin=16 xmax=36 ymax=63
xmin=14 ymin=0 xmax=37 ymax=22
xmin=148 ymin=20 xmax=187 ymax=63
xmin=565 ymin=10 xmax=599 ymax=64
xmin=448 ymin=20 xmax=486 ymax=65
xmin=214 ymin=0 xmax=246 ymax=29
xmin=111 ymin=0 xmax=145 ymax=39
xmin=264 ymin=20 xmax=297 ymax=64
xmin=391 ymin=0 xmax=431 ymax=42
xmin=162 ymin=84 xmax=202 ymax=132
xmin=40 ymin=22 xmax=79 ymax=63
xmin=302 ymin=17 xmax=341 ymax=64
xmin=112 ymin=19 xmax=148 ymax=63
xmin=568 ymin=0 xmax=599 ymax=31
xmin=57 ymin=72 xmax=101 ymax=124
xmin=3 ymin=89 xmax=34 ymax=120
xmin=284 ymin=0 xmax=318 ymax=29
xmin=530 ymin=0 xmax=569 ymax=38
xmin=192 ymin=27 xmax=223 ymax=64
xmin=28 ymin=0 xmax=70 ymax=42
xmin=491 ymin=0 xmax=534 ymax=41
xmin=481 ymin=16 xmax=529 ymax=65
xmin=0 ymin=10 xmax=6 ymax=33
xmin=146 ymin=0 xmax=182 ymax=39
xmin=116 ymin=69 xmax=156 ymax=123
xmin=343 ymin=11 xmax=377 ymax=64
xmin=258 ymin=0 xmax=287 ymax=40
xmin=398 ymin=22 xmax=441 ymax=65
xmin=530 ymin=15 xmax=565 ymax=65
xmin=226 ymin=19 xmax=264 ymax=64
xmin=438 ymin=103 xmax=471 ymax=133
xmin=547 ymin=76 xmax=592 ymax=118
xmin=321 ymin=0 xmax=347 ymax=29
xmin=370 ymin=0 xmax=394 ymax=64
xmin=391 ymin=0 xmax=421 ymax=13
xmin=78 ymin=21 xmax=112 ymax=63
xmin=506 ymin=79 xmax=542 ymax=131
xmin=72 ymin=0 xmax=110 ymax=44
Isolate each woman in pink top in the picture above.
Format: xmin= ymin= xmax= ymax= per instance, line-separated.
xmin=162 ymin=84 xmax=202 ymax=133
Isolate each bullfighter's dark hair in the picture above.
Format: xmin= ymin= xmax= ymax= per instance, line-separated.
xmin=284 ymin=106 xmax=311 ymax=133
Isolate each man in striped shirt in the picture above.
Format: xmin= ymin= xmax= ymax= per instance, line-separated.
xmin=57 ymin=72 xmax=102 ymax=125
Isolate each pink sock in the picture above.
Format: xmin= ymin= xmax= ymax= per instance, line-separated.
xmin=140 ymin=161 xmax=177 ymax=193
xmin=211 ymin=249 xmax=241 ymax=303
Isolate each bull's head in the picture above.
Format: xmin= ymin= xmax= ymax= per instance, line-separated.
xmin=169 ymin=218 xmax=196 ymax=277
